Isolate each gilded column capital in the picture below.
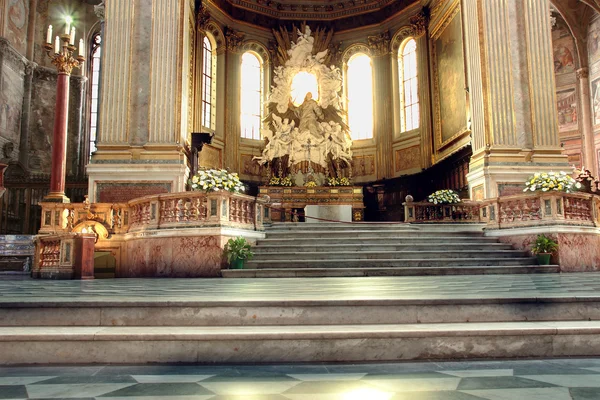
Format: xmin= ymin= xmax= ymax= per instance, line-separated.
xmin=577 ymin=67 xmax=590 ymax=80
xmin=197 ymin=5 xmax=210 ymax=32
xmin=410 ymin=9 xmax=429 ymax=38
xmin=367 ymin=31 xmax=390 ymax=57
xmin=225 ymin=28 xmax=245 ymax=53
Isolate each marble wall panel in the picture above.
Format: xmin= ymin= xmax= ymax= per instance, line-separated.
xmin=121 ymin=235 xmax=224 ymax=277
xmin=394 ymin=145 xmax=420 ymax=172
xmin=0 ymin=57 xmax=24 ymax=149
xmin=497 ymin=232 xmax=600 ymax=272
xmin=28 ymin=67 xmax=56 ymax=172
xmin=352 ymin=155 xmax=375 ymax=177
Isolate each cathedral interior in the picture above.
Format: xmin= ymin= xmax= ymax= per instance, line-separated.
xmin=0 ymin=0 xmax=599 ymax=232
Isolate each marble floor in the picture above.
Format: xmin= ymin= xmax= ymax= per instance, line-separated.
xmin=1 ymin=273 xmax=600 ymax=304
xmin=1 ymin=359 xmax=600 ymax=399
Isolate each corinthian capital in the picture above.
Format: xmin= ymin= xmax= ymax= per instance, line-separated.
xmin=94 ymin=1 xmax=105 ymax=22
xmin=225 ymin=28 xmax=245 ymax=52
xmin=410 ymin=9 xmax=429 ymax=37
xmin=197 ymin=5 xmax=211 ymax=31
xmin=367 ymin=31 xmax=390 ymax=57
xmin=577 ymin=67 xmax=589 ymax=80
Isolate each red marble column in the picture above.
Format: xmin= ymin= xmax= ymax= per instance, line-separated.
xmin=46 ymin=73 xmax=71 ymax=203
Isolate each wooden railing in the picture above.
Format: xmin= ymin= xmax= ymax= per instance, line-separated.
xmin=39 ymin=191 xmax=267 ymax=236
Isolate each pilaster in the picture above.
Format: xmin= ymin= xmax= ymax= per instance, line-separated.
xmin=463 ymin=0 xmax=568 ymax=199
xmin=223 ymin=28 xmax=244 ymax=172
xmin=577 ymin=67 xmax=598 ymax=178
xmin=368 ymin=31 xmax=393 ymax=180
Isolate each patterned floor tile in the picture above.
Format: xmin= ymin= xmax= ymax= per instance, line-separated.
xmin=520 ymin=374 xmax=600 ymax=387
xmin=131 ymin=375 xmax=214 ymax=383
xmin=389 ymin=391 xmax=487 ymax=400
xmin=461 ymin=387 xmax=573 ymax=400
xmin=437 ymin=370 xmax=513 ymax=378
xmin=569 ymin=387 xmax=600 ymax=399
xmin=287 ymin=373 xmax=366 ymax=381
xmin=31 ymin=376 xmax=137 ymax=385
xmin=199 ymin=380 xmax=302 ymax=395
xmin=456 ymin=376 xmax=559 ymax=390
xmin=97 ymin=383 xmax=215 ymax=397
xmin=362 ymin=378 xmax=461 ymax=392
xmin=0 ymin=385 xmax=28 ymax=400
xmin=0 ymin=377 xmax=55 ymax=386
xmin=25 ymin=383 xmax=135 ymax=399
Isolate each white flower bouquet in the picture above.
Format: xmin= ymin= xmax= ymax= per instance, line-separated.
xmin=189 ymin=169 xmax=245 ymax=193
xmin=523 ymin=171 xmax=581 ymax=193
xmin=427 ymin=189 xmax=461 ymax=205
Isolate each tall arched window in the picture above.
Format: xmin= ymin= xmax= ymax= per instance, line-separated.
xmin=347 ymin=53 xmax=374 ymax=140
xmin=88 ymin=33 xmax=101 ymax=158
xmin=399 ymin=38 xmax=419 ymax=132
xmin=240 ymin=52 xmax=263 ymax=140
xmin=201 ymin=36 xmax=215 ymax=130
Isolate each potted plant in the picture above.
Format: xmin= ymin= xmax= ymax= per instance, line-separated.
xmin=531 ymin=234 xmax=558 ymax=265
xmin=224 ymin=237 xmax=254 ymax=269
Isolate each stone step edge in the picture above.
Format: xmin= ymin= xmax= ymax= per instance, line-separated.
xmin=247 ymin=257 xmax=537 ymax=263
xmin=252 ymin=250 xmax=527 ymax=255
xmin=258 ymin=237 xmax=499 ymax=241
xmin=2 ymin=321 xmax=600 ymax=341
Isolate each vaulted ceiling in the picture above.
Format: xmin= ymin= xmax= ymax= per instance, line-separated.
xmin=210 ymin=0 xmax=417 ymax=30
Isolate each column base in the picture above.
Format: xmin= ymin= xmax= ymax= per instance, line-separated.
xmin=43 ymin=193 xmax=71 ymax=203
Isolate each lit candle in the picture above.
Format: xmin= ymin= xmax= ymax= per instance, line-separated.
xmin=79 ymin=39 xmax=84 ymax=56
xmin=46 ymin=25 xmax=52 ymax=44
xmin=70 ymin=27 xmax=76 ymax=45
xmin=54 ymin=36 xmax=60 ymax=54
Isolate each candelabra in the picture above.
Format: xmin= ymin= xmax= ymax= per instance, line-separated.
xmin=42 ymin=19 xmax=86 ymax=203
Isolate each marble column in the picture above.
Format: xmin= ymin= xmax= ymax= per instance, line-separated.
xmin=46 ymin=73 xmax=70 ymax=202
xmin=577 ymin=67 xmax=598 ymax=177
xmin=368 ymin=31 xmax=393 ymax=180
xmin=223 ymin=28 xmax=244 ymax=172
xmin=463 ymin=0 xmax=568 ymax=199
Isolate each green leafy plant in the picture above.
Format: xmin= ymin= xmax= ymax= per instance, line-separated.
xmin=224 ymin=237 xmax=254 ymax=264
xmin=427 ymin=189 xmax=461 ymax=205
xmin=531 ymin=234 xmax=558 ymax=254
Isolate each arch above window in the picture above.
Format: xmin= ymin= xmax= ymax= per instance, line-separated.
xmin=346 ymin=53 xmax=374 ymax=140
xmin=240 ymin=51 xmax=263 ymax=140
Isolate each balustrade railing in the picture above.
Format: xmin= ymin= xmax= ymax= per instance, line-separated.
xmin=39 ymin=191 xmax=267 ymax=236
xmin=404 ymin=199 xmax=484 ymax=223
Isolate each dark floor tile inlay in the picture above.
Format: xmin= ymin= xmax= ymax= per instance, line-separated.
xmin=456 ymin=376 xmax=559 ymax=390
xmin=570 ymin=387 xmax=600 ymax=400
xmin=0 ymin=385 xmax=28 ymax=399
xmin=390 ymin=391 xmax=487 ymax=400
xmin=98 ymin=382 xmax=215 ymax=397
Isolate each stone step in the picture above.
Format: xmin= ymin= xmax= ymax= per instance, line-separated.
xmin=254 ymin=243 xmax=516 ymax=252
xmin=257 ymin=237 xmax=501 ymax=245
xmin=1 ymin=321 xmax=599 ymax=363
xmin=268 ymin=222 xmax=420 ymax=231
xmin=266 ymin=230 xmax=485 ymax=238
xmin=252 ymin=250 xmax=528 ymax=260
xmin=223 ymin=265 xmax=560 ymax=277
xmin=246 ymin=258 xmax=538 ymax=268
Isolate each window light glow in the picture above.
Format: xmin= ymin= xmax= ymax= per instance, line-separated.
xmin=240 ymin=52 xmax=263 ymax=140
xmin=347 ymin=54 xmax=374 ymax=140
xmin=291 ymin=71 xmax=319 ymax=106
xmin=400 ymin=38 xmax=420 ymax=132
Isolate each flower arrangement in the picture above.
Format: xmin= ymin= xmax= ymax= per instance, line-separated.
xmin=189 ymin=169 xmax=244 ymax=193
xmin=268 ymin=175 xmax=293 ymax=186
xmin=523 ymin=171 xmax=581 ymax=193
xmin=305 ymin=181 xmax=317 ymax=188
xmin=327 ymin=177 xmax=352 ymax=186
xmin=427 ymin=189 xmax=461 ymax=205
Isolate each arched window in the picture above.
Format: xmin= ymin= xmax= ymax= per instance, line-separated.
xmin=88 ymin=33 xmax=101 ymax=158
xmin=347 ymin=53 xmax=374 ymax=140
xmin=201 ymin=36 xmax=215 ymax=130
xmin=399 ymin=38 xmax=419 ymax=132
xmin=240 ymin=52 xmax=263 ymax=140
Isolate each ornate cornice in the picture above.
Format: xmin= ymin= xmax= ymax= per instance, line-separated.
xmin=225 ymin=28 xmax=245 ymax=52
xmin=367 ymin=30 xmax=390 ymax=57
xmin=0 ymin=37 xmax=28 ymax=72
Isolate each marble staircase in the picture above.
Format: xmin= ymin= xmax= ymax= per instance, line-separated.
xmin=223 ymin=223 xmax=558 ymax=277
xmin=2 ymin=275 xmax=600 ymax=364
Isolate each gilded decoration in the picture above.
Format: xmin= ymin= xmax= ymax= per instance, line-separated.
xmin=367 ymin=31 xmax=390 ymax=57
xmin=225 ymin=28 xmax=245 ymax=52
xmin=199 ymin=145 xmax=222 ymax=170
xmin=391 ymin=26 xmax=416 ymax=53
xmin=342 ymin=43 xmax=371 ymax=64
xmin=205 ymin=22 xmax=226 ymax=54
xmin=196 ymin=5 xmax=210 ymax=31
xmin=395 ymin=146 xmax=421 ymax=172
xmin=352 ymin=155 xmax=376 ymax=177
xmin=410 ymin=10 xmax=429 ymax=37
xmin=431 ymin=4 xmax=468 ymax=150
xmin=271 ymin=23 xmax=335 ymax=67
